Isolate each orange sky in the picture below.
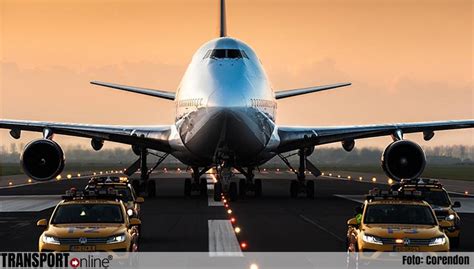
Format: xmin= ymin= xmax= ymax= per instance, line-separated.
xmin=0 ymin=0 xmax=472 ymax=150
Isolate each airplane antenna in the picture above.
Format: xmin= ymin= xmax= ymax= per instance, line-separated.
xmin=219 ymin=0 xmax=227 ymax=37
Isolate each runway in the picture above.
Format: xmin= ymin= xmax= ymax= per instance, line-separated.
xmin=0 ymin=171 xmax=474 ymax=252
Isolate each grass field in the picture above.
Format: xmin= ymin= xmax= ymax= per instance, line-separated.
xmin=2 ymin=162 xmax=473 ymax=181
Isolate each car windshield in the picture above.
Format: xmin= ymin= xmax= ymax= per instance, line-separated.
xmin=51 ymin=204 xmax=124 ymax=224
xmin=419 ymin=190 xmax=450 ymax=207
xmin=364 ymin=204 xmax=436 ymax=225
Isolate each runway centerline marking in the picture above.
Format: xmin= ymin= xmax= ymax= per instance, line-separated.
xmin=298 ymin=214 xmax=346 ymax=243
xmin=208 ymin=220 xmax=243 ymax=257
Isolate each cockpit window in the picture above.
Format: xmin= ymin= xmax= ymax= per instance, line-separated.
xmin=204 ymin=49 xmax=248 ymax=59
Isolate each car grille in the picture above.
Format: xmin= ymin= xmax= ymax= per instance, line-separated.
xmin=58 ymin=237 xmax=109 ymax=245
xmin=380 ymin=238 xmax=432 ymax=246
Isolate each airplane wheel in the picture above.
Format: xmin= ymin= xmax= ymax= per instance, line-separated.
xmin=147 ymin=180 xmax=156 ymax=197
xmin=290 ymin=180 xmax=298 ymax=198
xmin=254 ymin=178 xmax=262 ymax=197
xmin=200 ymin=177 xmax=208 ymax=197
xmin=306 ymin=180 xmax=315 ymax=199
xmin=184 ymin=178 xmax=191 ymax=197
xmin=214 ymin=182 xmax=222 ymax=201
xmin=239 ymin=178 xmax=247 ymax=197
xmin=229 ymin=182 xmax=238 ymax=201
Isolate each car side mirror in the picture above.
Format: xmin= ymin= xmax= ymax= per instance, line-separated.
xmin=130 ymin=218 xmax=141 ymax=226
xmin=439 ymin=220 xmax=451 ymax=229
xmin=453 ymin=201 xmax=461 ymax=208
xmin=37 ymin=219 xmax=48 ymax=228
xmin=347 ymin=218 xmax=359 ymax=227
xmin=136 ymin=197 xmax=145 ymax=204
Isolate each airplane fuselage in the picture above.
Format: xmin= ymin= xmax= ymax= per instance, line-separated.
xmin=169 ymin=37 xmax=279 ymax=167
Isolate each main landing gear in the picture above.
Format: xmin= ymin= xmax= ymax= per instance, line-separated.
xmin=279 ymin=148 xmax=321 ymax=199
xmin=236 ymin=167 xmax=262 ymax=199
xmin=184 ymin=166 xmax=209 ymax=197
xmin=125 ymin=147 xmax=168 ymax=198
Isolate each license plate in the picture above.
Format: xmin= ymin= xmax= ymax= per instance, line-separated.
xmin=393 ymin=246 xmax=419 ymax=252
xmin=70 ymin=245 xmax=96 ymax=251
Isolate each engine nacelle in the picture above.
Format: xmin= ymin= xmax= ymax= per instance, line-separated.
xmin=381 ymin=140 xmax=426 ymax=181
xmin=20 ymin=139 xmax=65 ymax=181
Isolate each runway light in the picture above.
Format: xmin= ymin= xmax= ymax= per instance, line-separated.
xmin=56 ymin=175 xmax=62 ymax=180
xmin=225 ymin=204 xmax=229 ymax=208
xmin=359 ymin=176 xmax=363 ymax=181
xmin=263 ymin=168 xmax=266 ymax=172
xmin=235 ymin=227 xmax=241 ymax=233
xmin=230 ymin=217 xmax=236 ymax=223
xmin=77 ymin=173 xmax=81 ymax=177
xmin=67 ymin=174 xmax=72 ymax=179
xmin=240 ymin=242 xmax=248 ymax=249
xmin=276 ymin=168 xmax=280 ymax=172
xmin=119 ymin=170 xmax=123 ymax=173
xmin=337 ymin=175 xmax=341 ymax=178
xmin=347 ymin=176 xmax=351 ymax=180
xmin=100 ymin=171 xmax=103 ymax=174
xmin=227 ymin=209 xmax=232 ymax=214
xmin=395 ymin=239 xmax=403 ymax=244
xmin=250 ymin=263 xmax=259 ymax=269
xmin=322 ymin=172 xmax=325 ymax=176
xmin=223 ymin=199 xmax=227 ymax=203
xmin=28 ymin=179 xmax=32 ymax=183
xmin=329 ymin=173 xmax=332 ymax=177
xmin=93 ymin=172 xmax=97 ymax=176
xmin=465 ymin=191 xmax=469 ymax=195
xmin=8 ymin=181 xmax=13 ymax=186
xmin=388 ymin=178 xmax=394 ymax=185
xmin=372 ymin=177 xmax=377 ymax=182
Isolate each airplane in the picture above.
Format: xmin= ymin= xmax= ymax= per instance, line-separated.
xmin=1 ymin=0 xmax=473 ymax=202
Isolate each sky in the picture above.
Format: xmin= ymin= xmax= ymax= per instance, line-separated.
xmin=0 ymin=0 xmax=472 ymax=151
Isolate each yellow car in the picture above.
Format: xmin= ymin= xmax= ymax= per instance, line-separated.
xmin=37 ymin=189 xmax=141 ymax=252
xmin=392 ymin=178 xmax=461 ymax=248
xmin=86 ymin=176 xmax=144 ymax=218
xmin=346 ymin=189 xmax=451 ymax=253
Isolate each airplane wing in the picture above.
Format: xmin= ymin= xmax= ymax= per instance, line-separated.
xmin=277 ymin=119 xmax=474 ymax=153
xmin=0 ymin=119 xmax=173 ymax=153
xmin=275 ymin=82 xmax=351 ymax=99
xmin=90 ymin=81 xmax=176 ymax=100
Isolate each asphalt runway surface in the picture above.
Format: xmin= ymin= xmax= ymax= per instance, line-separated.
xmin=0 ymin=172 xmax=473 ymax=252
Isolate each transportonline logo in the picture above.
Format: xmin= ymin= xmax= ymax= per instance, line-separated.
xmin=0 ymin=253 xmax=113 ymax=269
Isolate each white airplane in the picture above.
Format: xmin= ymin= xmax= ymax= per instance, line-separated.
xmin=1 ymin=0 xmax=473 ymax=201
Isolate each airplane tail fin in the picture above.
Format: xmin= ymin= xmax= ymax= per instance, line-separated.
xmin=219 ymin=0 xmax=227 ymax=37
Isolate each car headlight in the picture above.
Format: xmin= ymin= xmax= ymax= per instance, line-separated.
xmin=445 ymin=214 xmax=455 ymax=221
xmin=429 ymin=237 xmax=446 ymax=246
xmin=362 ymin=234 xmax=383 ymax=245
xmin=106 ymin=234 xmax=126 ymax=244
xmin=127 ymin=208 xmax=134 ymax=217
xmin=42 ymin=234 xmax=60 ymax=245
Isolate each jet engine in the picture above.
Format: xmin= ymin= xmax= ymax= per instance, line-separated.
xmin=20 ymin=139 xmax=65 ymax=181
xmin=381 ymin=140 xmax=426 ymax=181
